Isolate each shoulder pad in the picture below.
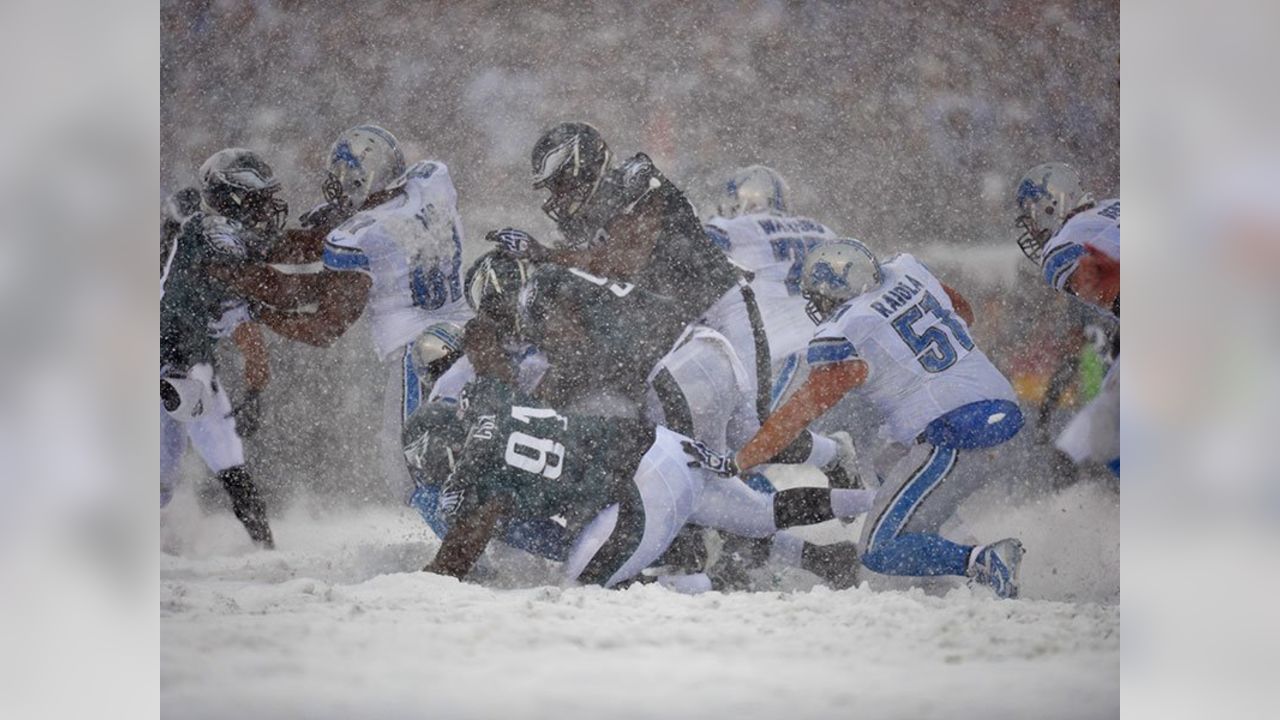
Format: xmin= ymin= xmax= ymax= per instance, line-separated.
xmin=703 ymin=222 xmax=731 ymax=251
xmin=329 ymin=210 xmax=381 ymax=245
xmin=198 ymin=214 xmax=251 ymax=260
xmin=163 ymin=187 xmax=202 ymax=224
xmin=387 ymin=159 xmax=446 ymax=192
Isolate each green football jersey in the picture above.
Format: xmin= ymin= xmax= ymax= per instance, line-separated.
xmin=160 ymin=214 xmax=254 ymax=369
xmin=446 ymin=376 xmax=654 ymax=527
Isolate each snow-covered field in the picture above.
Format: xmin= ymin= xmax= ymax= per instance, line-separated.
xmin=161 ymin=477 xmax=1118 ymax=720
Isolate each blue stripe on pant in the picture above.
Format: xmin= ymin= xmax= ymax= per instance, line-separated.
xmin=860 ymin=445 xmax=973 ymax=577
xmin=403 ymin=348 xmax=422 ymax=421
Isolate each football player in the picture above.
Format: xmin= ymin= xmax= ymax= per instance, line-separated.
xmin=1013 ymin=162 xmax=1120 ymax=476
xmin=702 ymin=165 xmax=860 ymax=486
xmin=686 ymin=239 xmax=1028 ymax=598
xmin=160 ymin=150 xmax=285 ymax=549
xmin=704 ymin=165 xmax=839 ymax=385
xmin=417 ymin=348 xmax=868 ymax=591
xmin=215 ymin=124 xmax=473 ymax=509
xmin=509 ymin=123 xmax=764 ymax=422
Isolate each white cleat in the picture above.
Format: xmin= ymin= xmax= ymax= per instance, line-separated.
xmin=968 ymin=538 xmax=1024 ymax=599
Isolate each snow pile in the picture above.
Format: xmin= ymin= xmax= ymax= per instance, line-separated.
xmin=162 ymin=491 xmax=1118 ymax=719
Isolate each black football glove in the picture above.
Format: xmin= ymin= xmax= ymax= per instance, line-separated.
xmin=681 ymin=439 xmax=740 ymax=478
xmin=485 ymin=227 xmax=550 ymax=261
xmin=298 ymin=201 xmax=353 ymax=230
xmin=228 ymin=388 xmax=264 ymax=439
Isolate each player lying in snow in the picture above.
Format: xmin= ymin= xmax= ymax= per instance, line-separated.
xmin=684 ymin=239 xmax=1027 ymax=599
xmin=412 ymin=333 xmax=870 ymax=590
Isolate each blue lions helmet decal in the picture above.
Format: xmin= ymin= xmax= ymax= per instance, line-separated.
xmin=799 ymin=238 xmax=881 ymax=323
xmin=331 ymin=139 xmax=361 ymax=169
xmin=809 ymin=260 xmax=851 ymax=292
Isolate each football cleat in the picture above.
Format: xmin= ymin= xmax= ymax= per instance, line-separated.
xmin=968 ymin=538 xmax=1024 ymax=599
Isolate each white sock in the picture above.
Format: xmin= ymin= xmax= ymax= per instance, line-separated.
xmin=807 ymin=433 xmax=838 ymax=468
xmin=769 ymin=531 xmax=806 ymax=568
xmin=830 ymin=488 xmax=876 ymax=519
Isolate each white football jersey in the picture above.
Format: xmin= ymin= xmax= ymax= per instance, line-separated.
xmin=323 ymin=161 xmax=473 ymax=359
xmin=704 ymin=213 xmax=839 ymax=364
xmin=1040 ymin=198 xmax=1120 ymax=303
xmin=807 ymin=253 xmax=1016 ymax=444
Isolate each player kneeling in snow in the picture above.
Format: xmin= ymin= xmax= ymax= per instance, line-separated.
xmin=414 ymin=312 xmax=869 ymax=591
xmin=687 ymin=239 xmax=1027 ymax=598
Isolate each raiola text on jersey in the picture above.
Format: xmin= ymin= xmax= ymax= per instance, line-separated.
xmin=871 ymin=275 xmax=927 ymax=318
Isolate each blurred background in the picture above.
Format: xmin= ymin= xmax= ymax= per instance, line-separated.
xmin=160 ymin=0 xmax=1119 ymax=506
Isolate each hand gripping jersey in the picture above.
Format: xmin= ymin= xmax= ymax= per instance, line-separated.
xmin=806 ymin=253 xmax=1017 ymax=444
xmin=704 ymin=212 xmax=840 ymax=364
xmin=1039 ymin=198 xmax=1120 ymax=313
xmin=160 ymin=213 xmax=257 ymax=370
xmin=445 ymin=377 xmax=655 ymax=531
xmin=323 ymin=161 xmax=473 ymax=359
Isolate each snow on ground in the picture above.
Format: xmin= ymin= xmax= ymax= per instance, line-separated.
xmin=161 ymin=476 xmax=1119 ymax=720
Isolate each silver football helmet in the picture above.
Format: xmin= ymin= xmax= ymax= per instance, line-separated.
xmin=1013 ymin=162 xmax=1092 ymax=263
xmin=323 ymin=124 xmax=406 ymax=211
xmin=410 ymin=322 xmax=465 ymax=376
xmin=800 ymin=239 xmax=882 ymax=323
xmin=198 ymin=148 xmax=288 ymax=235
xmin=716 ymin=165 xmax=791 ymax=218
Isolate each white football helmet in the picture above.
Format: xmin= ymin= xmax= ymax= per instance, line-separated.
xmin=323 ymin=124 xmax=406 ymax=211
xmin=716 ymin=165 xmax=791 ymax=218
xmin=800 ymin=239 xmax=882 ymax=323
xmin=1013 ymin=162 xmax=1092 ymax=263
xmin=410 ymin=322 xmax=465 ymax=376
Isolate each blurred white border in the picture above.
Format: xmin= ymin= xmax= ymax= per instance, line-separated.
xmin=0 ymin=1 xmax=157 ymax=718
xmin=2 ymin=0 xmax=1277 ymax=716
xmin=1124 ymin=1 xmax=1280 ymax=718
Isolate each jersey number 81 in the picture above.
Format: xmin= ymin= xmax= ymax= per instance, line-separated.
xmin=503 ymin=406 xmax=568 ymax=479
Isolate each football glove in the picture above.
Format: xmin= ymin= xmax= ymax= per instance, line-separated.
xmin=681 ymin=439 xmax=739 ymax=478
xmin=298 ymin=200 xmax=353 ymax=230
xmin=228 ymin=388 xmax=263 ymax=438
xmin=485 ymin=227 xmax=550 ymax=261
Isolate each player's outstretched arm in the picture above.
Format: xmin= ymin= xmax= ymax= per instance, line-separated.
xmin=734 ymin=360 xmax=867 ymax=471
xmin=265 ymin=227 xmax=328 ymax=265
xmin=247 ymin=270 xmax=370 ymax=348
xmin=424 ymin=497 xmax=507 ymax=579
xmin=231 ymin=322 xmax=270 ymax=392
